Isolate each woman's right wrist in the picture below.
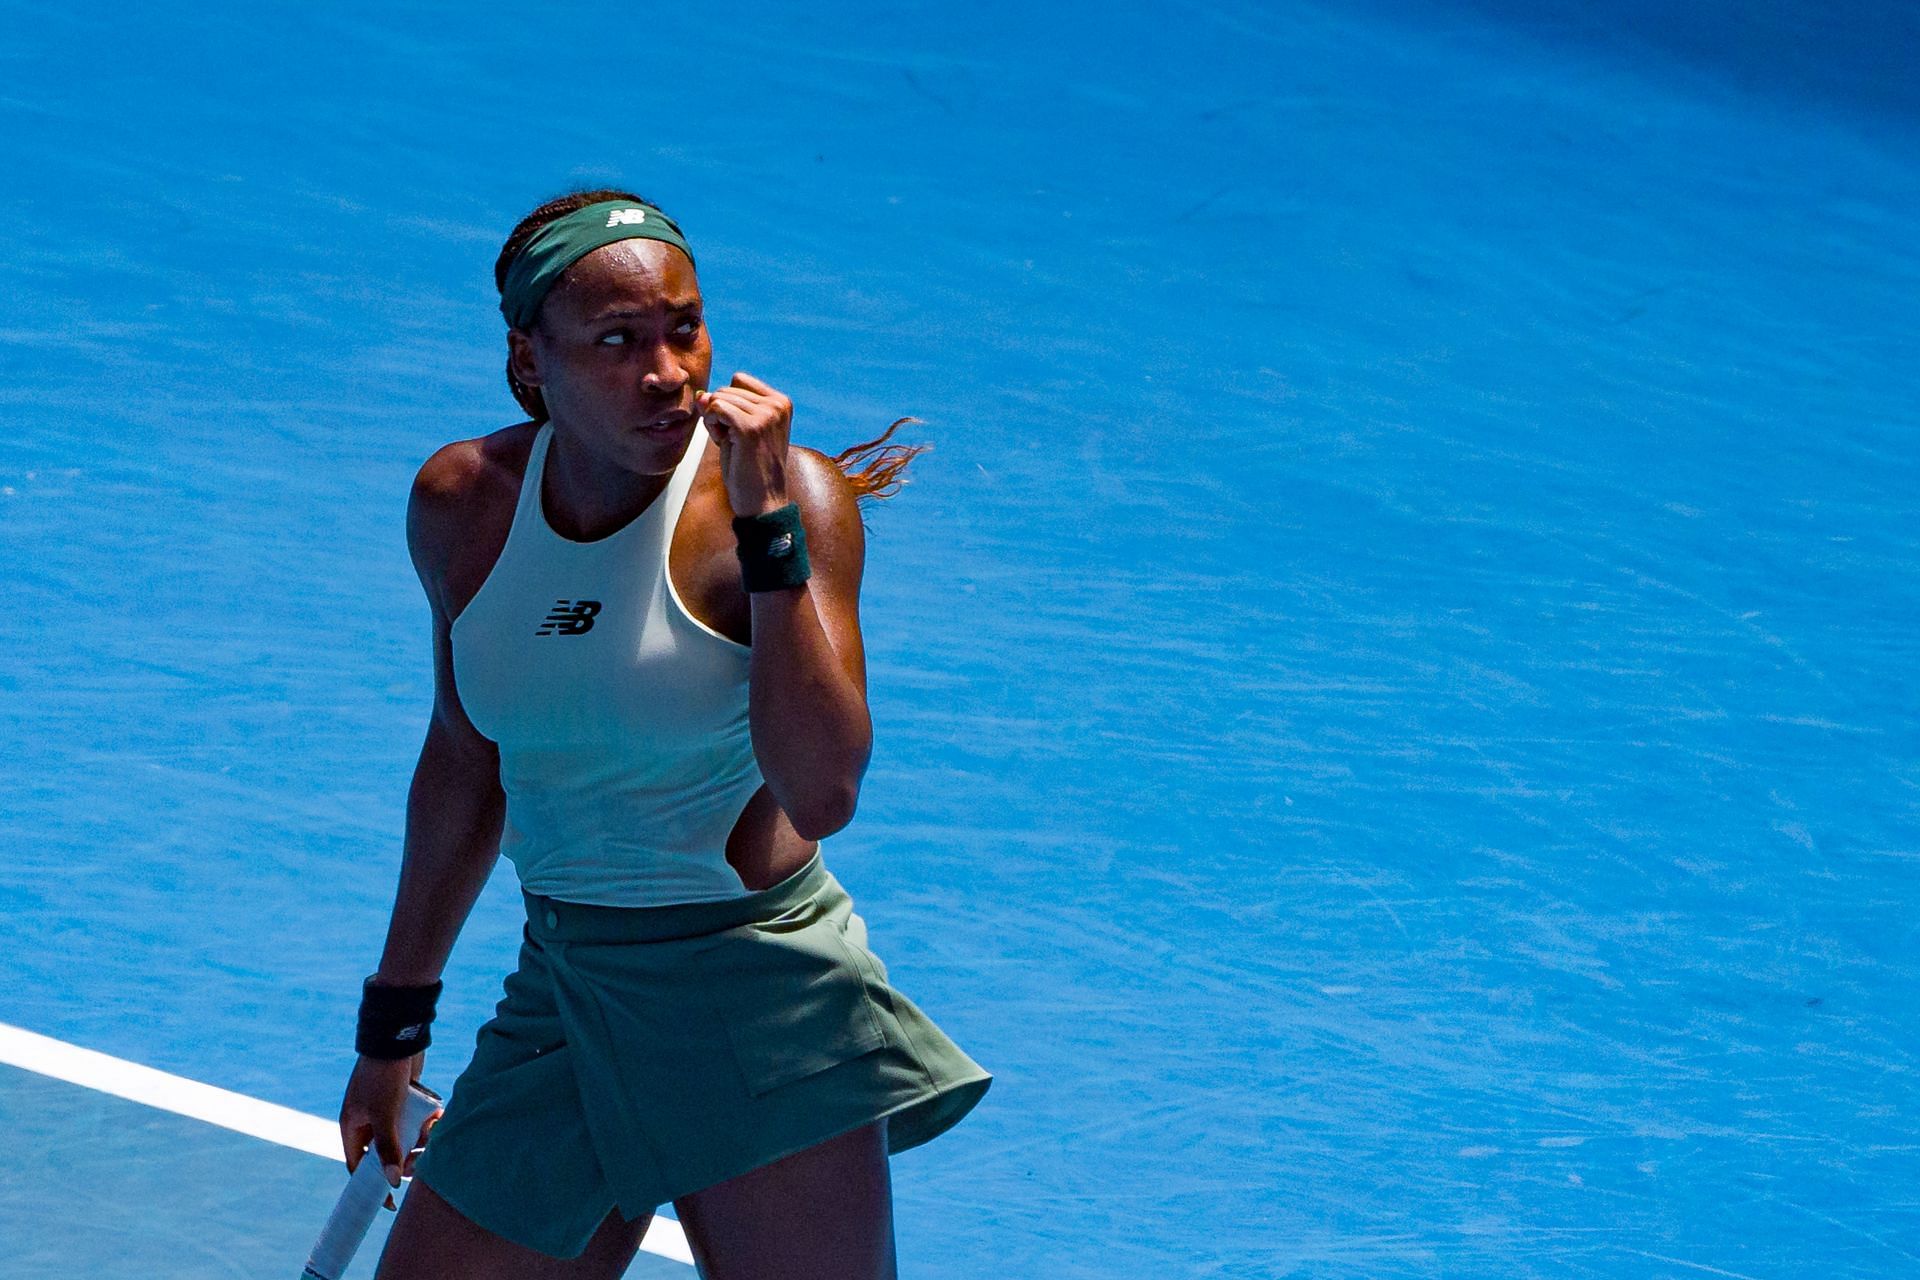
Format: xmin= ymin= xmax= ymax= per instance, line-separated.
xmin=356 ymin=974 xmax=444 ymax=1060
xmin=368 ymin=971 xmax=441 ymax=988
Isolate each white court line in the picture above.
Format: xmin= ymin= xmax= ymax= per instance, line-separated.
xmin=0 ymin=1020 xmax=694 ymax=1266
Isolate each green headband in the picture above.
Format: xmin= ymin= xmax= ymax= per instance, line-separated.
xmin=499 ymin=198 xmax=696 ymax=330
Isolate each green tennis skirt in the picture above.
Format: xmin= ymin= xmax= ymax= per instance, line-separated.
xmin=409 ymin=850 xmax=993 ymax=1259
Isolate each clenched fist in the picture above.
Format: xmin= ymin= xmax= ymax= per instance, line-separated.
xmin=697 ymin=371 xmax=793 ymax=518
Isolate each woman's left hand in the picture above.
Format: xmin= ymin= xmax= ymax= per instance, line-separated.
xmin=697 ymin=372 xmax=794 ymax=518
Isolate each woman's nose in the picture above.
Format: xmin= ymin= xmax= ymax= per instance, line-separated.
xmin=639 ymin=344 xmax=687 ymax=393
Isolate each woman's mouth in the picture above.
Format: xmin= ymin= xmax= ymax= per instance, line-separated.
xmin=638 ymin=410 xmax=692 ymax=432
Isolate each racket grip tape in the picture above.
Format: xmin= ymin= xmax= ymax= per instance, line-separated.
xmin=300 ymin=1080 xmax=444 ymax=1280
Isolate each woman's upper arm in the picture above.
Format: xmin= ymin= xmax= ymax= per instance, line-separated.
xmin=788 ymin=446 xmax=869 ymax=701
xmin=407 ymin=444 xmax=499 ymax=763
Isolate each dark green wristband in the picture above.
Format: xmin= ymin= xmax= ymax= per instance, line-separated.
xmin=732 ymin=502 xmax=812 ymax=592
xmin=356 ymin=974 xmax=442 ymax=1060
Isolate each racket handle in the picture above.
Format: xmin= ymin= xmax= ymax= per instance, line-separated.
xmin=301 ymin=1080 xmax=443 ymax=1280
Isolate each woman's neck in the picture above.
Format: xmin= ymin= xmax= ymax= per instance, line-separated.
xmin=539 ymin=422 xmax=675 ymax=542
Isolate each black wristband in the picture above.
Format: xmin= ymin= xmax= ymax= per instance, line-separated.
xmin=356 ymin=975 xmax=442 ymax=1060
xmin=732 ymin=502 xmax=812 ymax=592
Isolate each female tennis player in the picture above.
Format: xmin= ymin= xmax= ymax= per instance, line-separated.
xmin=337 ymin=188 xmax=992 ymax=1279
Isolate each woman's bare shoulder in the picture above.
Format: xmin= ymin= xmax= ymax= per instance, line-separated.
xmin=413 ymin=421 xmax=539 ymax=507
xmin=407 ymin=421 xmax=541 ymax=590
xmin=783 ymin=445 xmax=867 ymax=585
xmin=785 ymin=446 xmax=863 ymax=530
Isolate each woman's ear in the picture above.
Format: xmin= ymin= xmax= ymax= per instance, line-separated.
xmin=507 ymin=328 xmax=542 ymax=388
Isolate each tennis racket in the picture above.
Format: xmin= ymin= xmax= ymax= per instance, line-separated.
xmin=302 ymin=1079 xmax=444 ymax=1280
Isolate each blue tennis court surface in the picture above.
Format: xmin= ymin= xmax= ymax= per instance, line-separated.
xmin=3 ymin=1 xmax=1916 ymax=1276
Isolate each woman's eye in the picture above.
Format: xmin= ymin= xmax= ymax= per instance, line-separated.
xmin=598 ymin=331 xmax=628 ymax=346
xmin=676 ymin=317 xmax=701 ymax=335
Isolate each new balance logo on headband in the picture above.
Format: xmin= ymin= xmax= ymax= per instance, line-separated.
xmin=537 ymin=600 xmax=601 ymax=636
xmin=605 ymin=208 xmax=648 ymax=228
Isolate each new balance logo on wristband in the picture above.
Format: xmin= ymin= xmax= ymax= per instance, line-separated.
xmin=394 ymin=1023 xmax=425 ymax=1042
xmin=537 ymin=600 xmax=601 ymax=636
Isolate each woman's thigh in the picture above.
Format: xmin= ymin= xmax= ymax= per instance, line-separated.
xmin=673 ymin=1117 xmax=896 ymax=1280
xmin=373 ymin=1176 xmax=652 ymax=1280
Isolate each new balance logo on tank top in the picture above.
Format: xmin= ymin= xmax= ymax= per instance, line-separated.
xmin=450 ymin=418 xmax=763 ymax=906
xmin=537 ymin=600 xmax=601 ymax=636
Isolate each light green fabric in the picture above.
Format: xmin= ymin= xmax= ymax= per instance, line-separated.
xmin=410 ymin=852 xmax=993 ymax=1259
xmin=448 ymin=419 xmax=769 ymax=908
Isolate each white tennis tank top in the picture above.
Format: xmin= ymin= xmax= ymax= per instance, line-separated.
xmin=449 ymin=417 xmax=761 ymax=906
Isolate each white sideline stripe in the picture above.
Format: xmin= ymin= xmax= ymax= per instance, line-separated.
xmin=0 ymin=1021 xmax=694 ymax=1266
